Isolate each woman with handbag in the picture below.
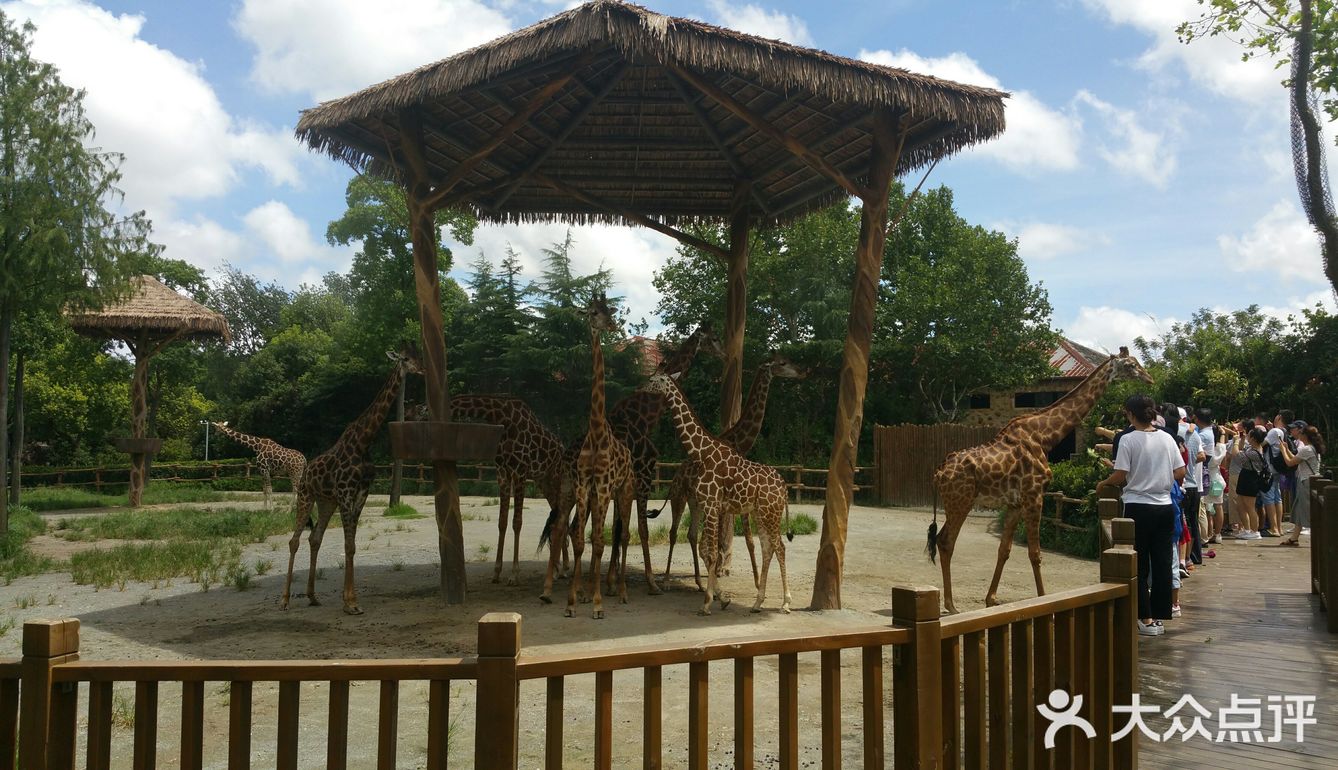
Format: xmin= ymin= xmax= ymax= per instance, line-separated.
xmin=1231 ymin=427 xmax=1272 ymax=541
xmin=1280 ymin=422 xmax=1325 ymax=546
xmin=1100 ymin=394 xmax=1185 ymax=637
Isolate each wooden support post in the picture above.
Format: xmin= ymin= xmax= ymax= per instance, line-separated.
xmin=475 ymin=613 xmax=522 ymax=770
xmin=1110 ymin=518 xmax=1135 ymax=550
xmin=1326 ymin=486 xmax=1338 ymax=633
xmin=390 ymin=379 xmax=405 ymax=506
xmin=129 ymin=349 xmax=151 ymax=508
xmin=812 ymin=109 xmax=902 ymax=609
xmin=1100 ymin=549 xmax=1138 ymax=770
xmin=1311 ymin=478 xmax=1327 ymax=597
xmin=18 ymin=619 xmax=80 ymax=769
xmin=401 ymin=111 xmax=468 ymax=605
xmin=720 ymin=187 xmax=750 ymax=431
xmin=1097 ymin=497 xmax=1120 ymax=552
xmin=891 ymin=585 xmax=943 ymax=769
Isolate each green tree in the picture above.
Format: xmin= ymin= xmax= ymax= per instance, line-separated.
xmin=0 ymin=12 xmax=152 ymax=528
xmin=211 ymin=265 xmax=290 ymax=355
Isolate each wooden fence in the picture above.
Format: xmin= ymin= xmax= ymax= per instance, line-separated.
xmin=1310 ymin=477 xmax=1338 ymax=633
xmin=20 ymin=461 xmax=873 ymax=503
xmin=5 ymin=545 xmax=1140 ymax=770
xmin=872 ymin=424 xmax=997 ymax=507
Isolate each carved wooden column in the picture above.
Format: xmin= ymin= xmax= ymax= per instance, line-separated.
xmin=720 ymin=187 xmax=751 ymax=430
xmin=811 ymin=109 xmax=903 ymax=609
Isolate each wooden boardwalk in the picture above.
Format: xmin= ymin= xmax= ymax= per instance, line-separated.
xmin=1137 ymin=537 xmax=1338 ymax=768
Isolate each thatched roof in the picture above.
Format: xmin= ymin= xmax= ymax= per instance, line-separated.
xmin=296 ymin=0 xmax=1007 ymax=227
xmin=68 ymin=275 xmax=231 ymax=345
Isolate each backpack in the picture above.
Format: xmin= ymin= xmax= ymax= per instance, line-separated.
xmin=1268 ymin=440 xmax=1294 ymax=475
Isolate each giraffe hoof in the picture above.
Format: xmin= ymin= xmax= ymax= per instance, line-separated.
xmin=781 ymin=605 xmax=791 ymax=614
xmin=697 ymin=608 xmax=712 ymax=616
xmin=592 ymin=609 xmax=604 ymax=620
xmin=491 ymin=576 xmax=501 ymax=584
xmin=343 ymin=606 xmax=363 ymax=616
xmin=506 ymin=576 xmax=519 ymax=587
xmin=539 ymin=594 xmax=552 ymax=604
xmin=308 ymin=597 xmax=321 ymax=607
xmin=984 ymin=596 xmax=1000 ymax=607
xmin=647 ymin=582 xmax=662 ymax=596
xmin=564 ymin=608 xmax=575 ymax=618
xmin=750 ymin=605 xmax=762 ymax=614
xmin=719 ymin=596 xmax=731 ymax=610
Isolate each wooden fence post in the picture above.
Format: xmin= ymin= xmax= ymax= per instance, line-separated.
xmin=1310 ymin=478 xmax=1328 ymax=599
xmin=1326 ymin=486 xmax=1338 ymax=634
xmin=18 ymin=619 xmax=80 ymax=769
xmin=892 ymin=585 xmax=943 ymax=769
xmin=475 ymin=612 xmax=522 ymax=770
xmin=1110 ymin=518 xmax=1135 ymax=550
xmin=1100 ymin=549 xmax=1138 ymax=770
xmin=1097 ymin=496 xmax=1120 ymax=552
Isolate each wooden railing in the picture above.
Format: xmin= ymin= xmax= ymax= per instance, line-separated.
xmin=5 ymin=547 xmax=1139 ymax=769
xmin=1310 ymin=477 xmax=1338 ymax=633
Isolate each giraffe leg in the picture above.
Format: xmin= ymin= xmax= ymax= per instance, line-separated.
xmin=588 ymin=492 xmax=608 ymax=620
xmin=721 ymin=511 xmax=734 ymax=576
xmin=565 ymin=483 xmax=589 ymax=617
xmin=698 ymin=502 xmax=720 ymax=616
xmin=509 ymin=485 xmax=524 ymax=586
xmin=263 ymin=472 xmax=272 ymax=510
xmin=539 ymin=501 xmax=570 ymax=604
xmin=306 ymin=500 xmax=336 ymax=605
xmin=985 ymin=506 xmax=1024 ymax=607
xmin=662 ymin=492 xmax=688 ymax=581
xmin=493 ymin=482 xmax=511 ymax=584
xmin=775 ymin=516 xmax=792 ymax=614
xmin=341 ymin=518 xmax=360 ymax=615
xmin=636 ymin=496 xmax=660 ymax=595
xmin=687 ymin=498 xmax=704 ymax=592
xmin=1024 ymin=497 xmax=1046 ymax=598
xmin=740 ymin=510 xmax=760 ymax=589
xmin=752 ymin=520 xmax=772 ymax=613
xmin=280 ymin=495 xmax=313 ymax=609
xmin=618 ymin=491 xmax=634 ymax=604
xmin=936 ymin=496 xmax=974 ymax=615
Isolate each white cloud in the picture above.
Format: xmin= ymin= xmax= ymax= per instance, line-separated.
xmin=1217 ymin=200 xmax=1324 ymax=282
xmin=997 ymin=222 xmax=1111 ymax=262
xmin=1073 ymin=90 xmax=1177 ymax=187
xmin=1065 ymin=306 xmax=1176 ymax=352
xmin=450 ymin=222 xmax=679 ymax=329
xmin=1256 ymin=289 xmax=1338 ymax=323
xmin=2 ymin=0 xmax=304 ymax=215
xmin=234 ymin=0 xmax=513 ymax=101
xmin=1081 ymin=0 xmax=1282 ymax=105
xmin=859 ymin=49 xmax=1082 ymax=173
xmin=706 ymin=1 xmax=814 ymax=46
xmin=242 ymin=201 xmax=329 ymax=264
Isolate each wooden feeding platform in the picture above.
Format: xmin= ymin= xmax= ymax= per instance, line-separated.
xmin=111 ymin=437 xmax=163 ymax=456
xmin=388 ymin=421 xmax=502 ymax=462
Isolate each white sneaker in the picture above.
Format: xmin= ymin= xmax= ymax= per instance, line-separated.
xmin=1137 ymin=620 xmax=1165 ymax=637
xmin=1244 ymin=531 xmax=1263 ymax=540
xmin=1171 ymin=604 xmax=1182 ymax=618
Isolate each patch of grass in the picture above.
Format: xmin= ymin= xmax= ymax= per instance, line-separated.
xmin=0 ymin=616 xmax=14 ymax=638
xmin=111 ymin=691 xmax=134 ymax=729
xmin=383 ymin=503 xmax=424 ymax=519
xmin=784 ymin=512 xmax=819 ymax=537
xmin=1 ymin=505 xmax=55 ymax=583
xmin=69 ymin=542 xmax=242 ymax=589
xmin=391 ymin=558 xmax=405 ymax=572
xmin=55 ymin=507 xmax=294 ymax=544
xmin=482 ymin=498 xmax=499 ymax=507
xmin=227 ymin=563 xmax=253 ymax=592
xmin=22 ymin=484 xmax=241 ymax=512
xmin=474 ymin=543 xmax=491 ymax=562
xmin=254 ymin=558 xmax=273 ymax=576
xmin=12 ymin=595 xmax=37 ymax=610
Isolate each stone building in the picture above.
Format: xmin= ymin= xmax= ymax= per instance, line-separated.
xmin=959 ymin=338 xmax=1108 ymax=462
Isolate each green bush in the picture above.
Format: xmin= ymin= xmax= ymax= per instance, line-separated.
xmin=1001 ymin=453 xmax=1110 ymax=560
xmin=1 ymin=506 xmax=55 ymax=583
xmin=54 ymin=506 xmax=294 ymax=543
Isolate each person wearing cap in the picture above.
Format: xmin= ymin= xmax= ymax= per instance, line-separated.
xmin=1279 ymin=420 xmax=1326 ymax=546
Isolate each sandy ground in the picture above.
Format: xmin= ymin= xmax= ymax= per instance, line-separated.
xmin=2 ymin=494 xmax=1101 ymax=768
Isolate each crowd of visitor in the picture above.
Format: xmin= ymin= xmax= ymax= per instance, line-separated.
xmin=1098 ymin=397 xmax=1325 ymax=637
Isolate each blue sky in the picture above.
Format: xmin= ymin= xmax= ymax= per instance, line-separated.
xmin=5 ymin=0 xmax=1335 ymax=351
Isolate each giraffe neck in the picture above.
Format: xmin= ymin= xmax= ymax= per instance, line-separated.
xmin=658 ymin=380 xmax=727 ymax=463
xmin=213 ymin=423 xmax=264 ymax=452
xmin=721 ymin=365 xmax=776 ymax=455
xmin=337 ymin=365 xmax=405 ymax=457
xmin=660 ymin=327 xmax=705 ymax=376
xmin=588 ymin=325 xmax=608 ymax=440
xmin=1016 ymin=358 xmax=1115 ymax=449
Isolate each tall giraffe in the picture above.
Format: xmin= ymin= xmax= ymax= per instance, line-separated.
xmin=539 ymin=293 xmax=635 ymax=618
xmin=211 ymin=422 xmax=306 ymax=510
xmin=281 ymin=348 xmax=421 ymax=615
xmin=928 ymin=347 xmax=1153 ymax=614
xmin=448 ymin=395 xmax=566 ymax=585
xmin=604 ymin=324 xmax=724 ymax=592
xmin=643 ymin=372 xmax=793 ymax=615
xmin=663 ymin=353 xmax=804 ymax=588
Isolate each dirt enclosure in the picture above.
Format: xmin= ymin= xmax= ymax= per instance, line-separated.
xmin=5 ymin=495 xmax=1101 ymax=768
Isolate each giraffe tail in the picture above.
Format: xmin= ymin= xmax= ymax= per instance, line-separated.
xmin=785 ymin=499 xmax=794 ymax=542
xmin=647 ymin=498 xmax=669 ymax=519
xmin=537 ymin=508 xmax=560 ymax=551
xmin=926 ymin=483 xmax=939 ymax=564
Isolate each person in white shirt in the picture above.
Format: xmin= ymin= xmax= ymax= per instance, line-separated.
xmin=1280 ymin=421 xmax=1325 ymax=545
xmin=1101 ymin=394 xmax=1186 ymax=636
xmin=1203 ymin=425 xmax=1227 ymax=544
xmin=1181 ymin=409 xmax=1209 ymax=564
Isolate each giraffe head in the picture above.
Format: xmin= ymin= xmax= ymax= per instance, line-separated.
xmin=581 ymin=291 xmax=621 ymax=335
xmin=695 ymin=324 xmax=726 ymax=360
xmin=386 ymin=344 xmax=423 ymax=376
xmin=765 ymin=353 xmax=805 ymax=380
xmin=643 ymin=371 xmax=681 ymax=397
xmin=1109 ymin=346 xmax=1153 ymax=385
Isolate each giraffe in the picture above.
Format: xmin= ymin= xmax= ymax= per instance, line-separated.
xmin=211 ymin=422 xmax=306 ymax=510
xmin=643 ymin=372 xmax=793 ymax=614
xmin=280 ymin=348 xmax=421 ymax=615
xmin=603 ymin=324 xmax=724 ymax=593
xmin=448 ymin=395 xmax=566 ymax=586
xmin=928 ymin=346 xmax=1153 ymax=614
xmin=663 ymin=353 xmax=804 ymax=590
xmin=539 ymin=293 xmax=635 ymax=618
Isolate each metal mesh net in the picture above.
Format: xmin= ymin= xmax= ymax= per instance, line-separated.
xmin=1292 ymin=36 xmax=1335 ymax=226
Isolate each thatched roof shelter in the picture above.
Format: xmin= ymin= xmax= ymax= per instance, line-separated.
xmin=296 ymin=0 xmax=1008 ymax=609
xmin=297 ymin=0 xmax=1005 ymax=230
xmin=68 ymin=275 xmax=232 ymax=345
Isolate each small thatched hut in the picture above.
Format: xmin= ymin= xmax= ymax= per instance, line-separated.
xmin=296 ymin=0 xmax=1007 ymax=607
xmin=68 ymin=275 xmax=230 ymax=506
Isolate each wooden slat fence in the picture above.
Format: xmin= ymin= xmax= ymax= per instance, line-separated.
xmin=6 ymin=547 xmax=1140 ymax=769
xmin=1310 ymin=477 xmax=1338 ymax=633
xmin=873 ymin=424 xmax=997 ymax=507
